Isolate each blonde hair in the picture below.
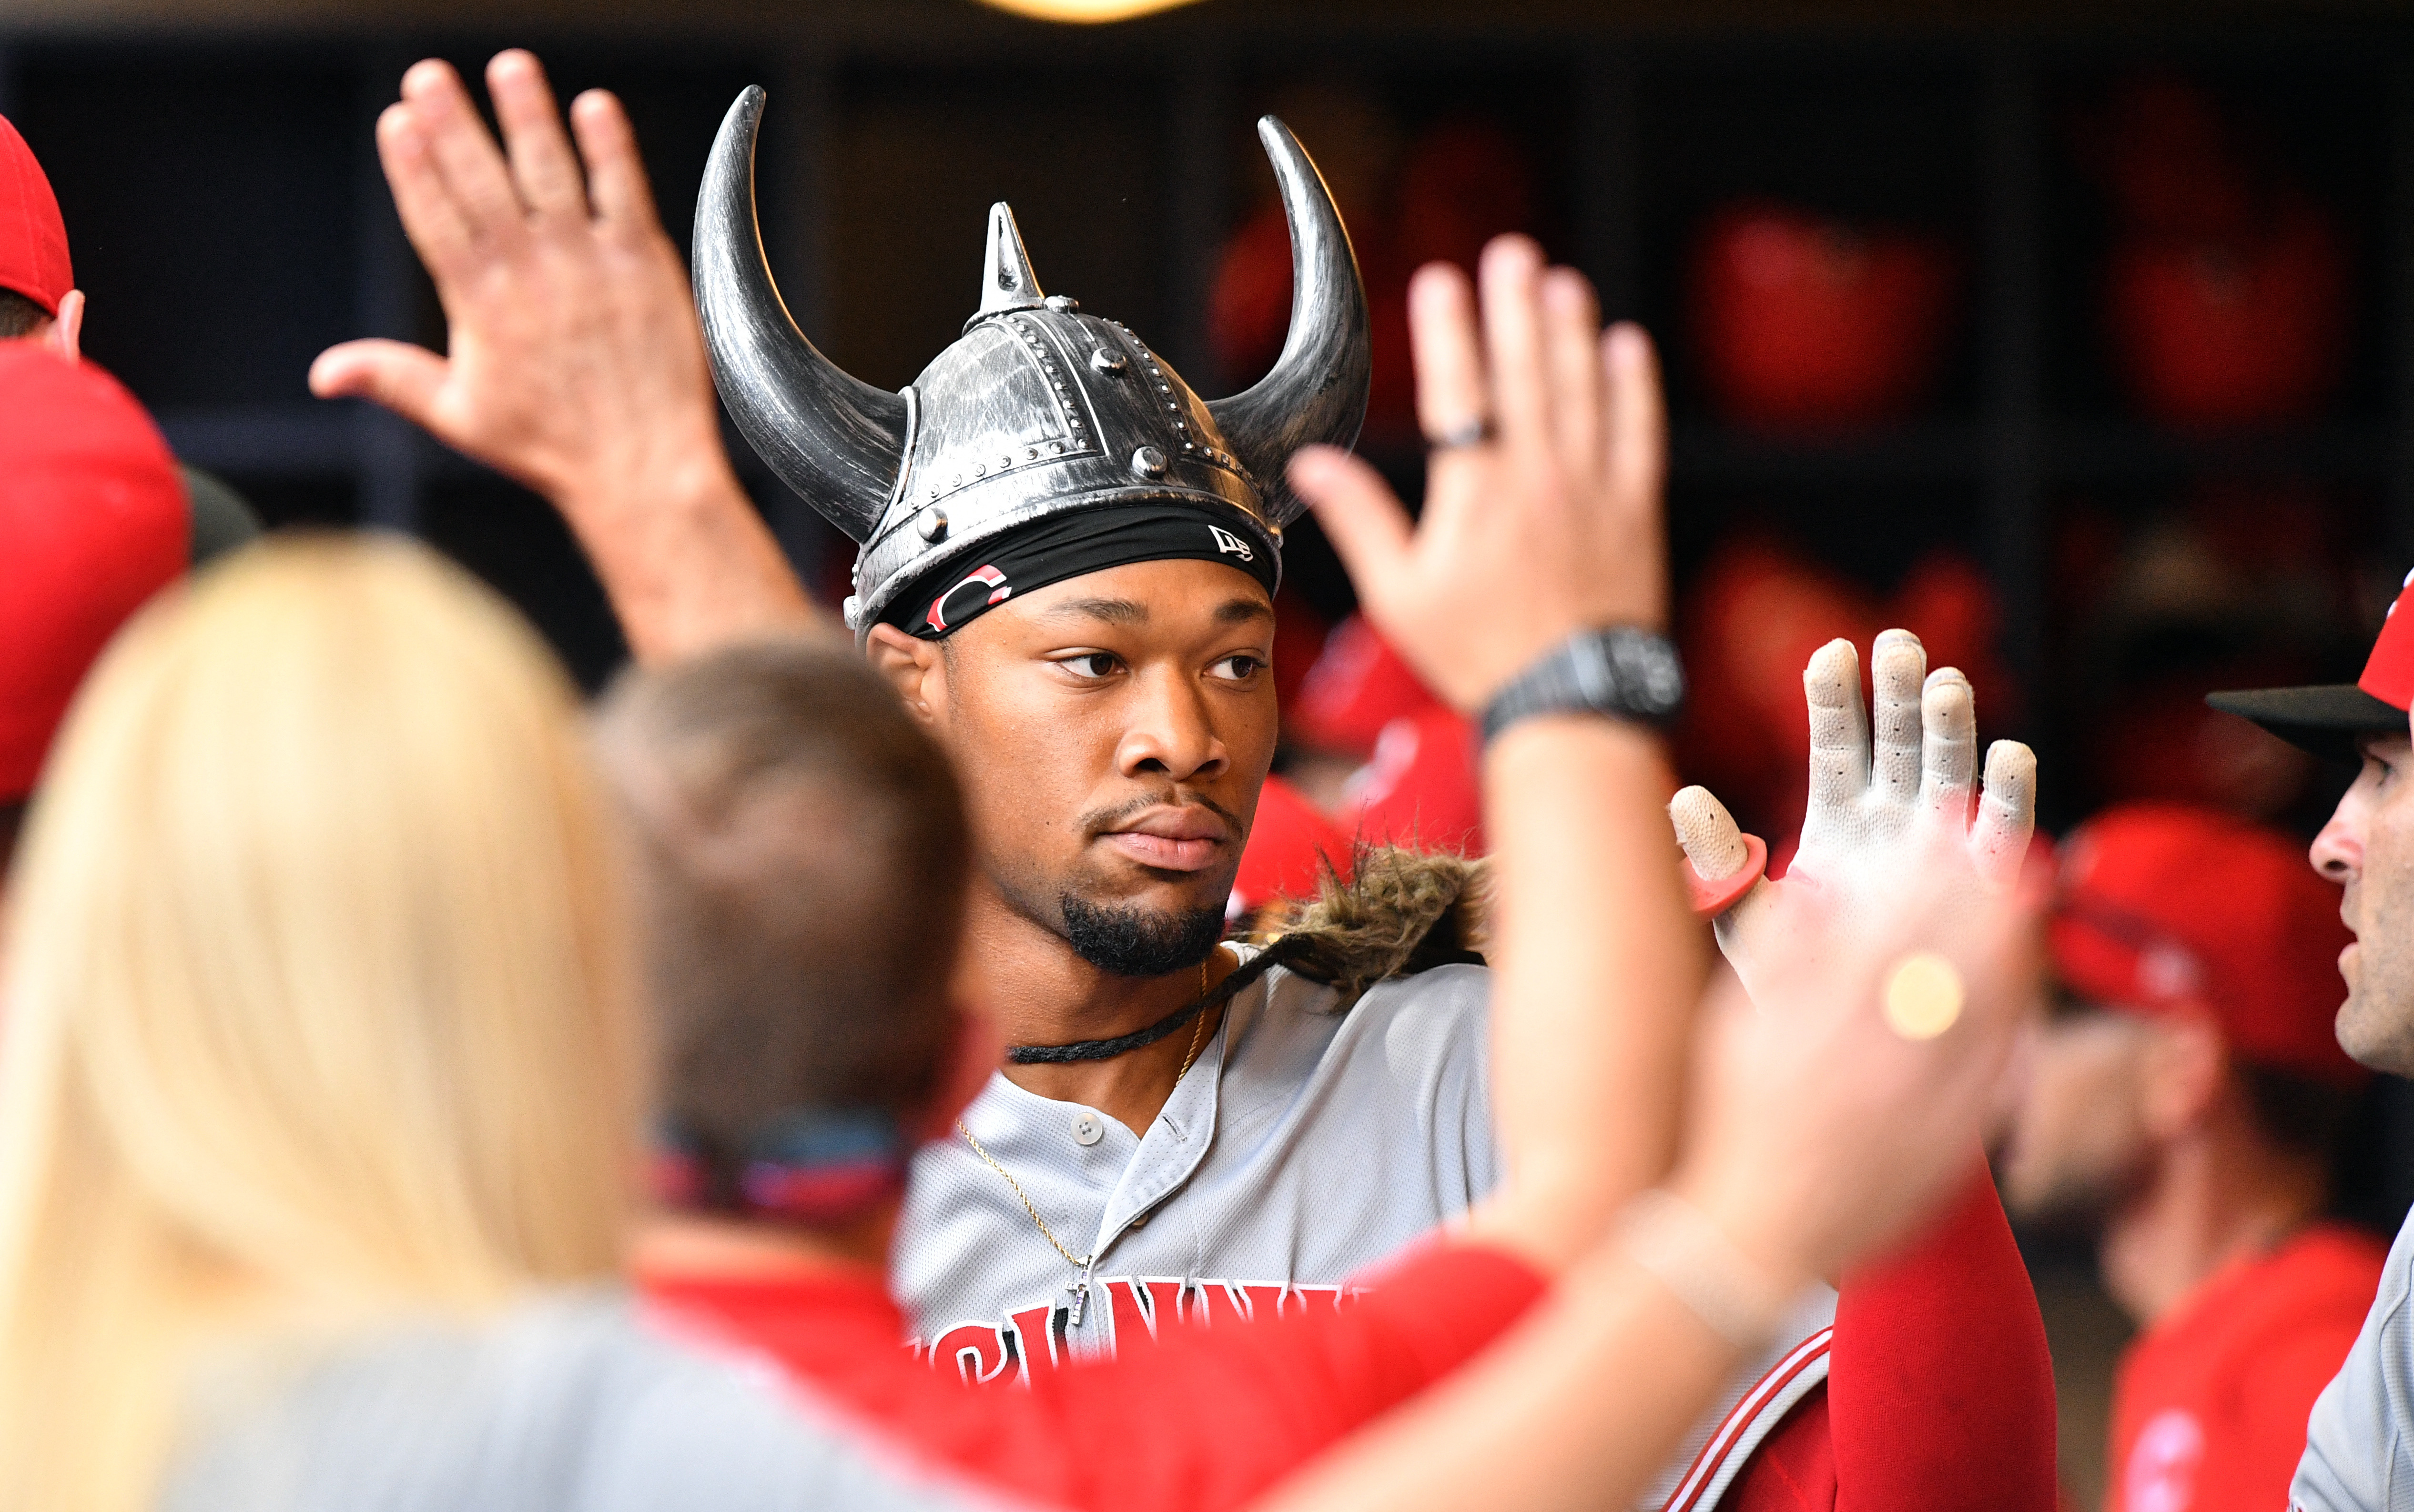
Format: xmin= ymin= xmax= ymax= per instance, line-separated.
xmin=0 ymin=535 xmax=642 ymax=1512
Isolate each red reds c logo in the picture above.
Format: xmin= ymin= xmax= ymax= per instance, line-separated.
xmin=2125 ymin=1408 xmax=2204 ymax=1512
xmin=927 ymin=564 xmax=1013 ymax=633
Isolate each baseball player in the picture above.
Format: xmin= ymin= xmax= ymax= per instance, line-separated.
xmin=679 ymin=90 xmax=1835 ymax=1507
xmin=1999 ymin=802 xmax=2380 ymax=1512
xmin=316 ymin=49 xmax=2055 ymax=1509
xmin=2208 ymin=575 xmax=2414 ymax=1511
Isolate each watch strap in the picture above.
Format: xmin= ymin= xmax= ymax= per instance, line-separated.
xmin=1479 ymin=627 xmax=1685 ymax=746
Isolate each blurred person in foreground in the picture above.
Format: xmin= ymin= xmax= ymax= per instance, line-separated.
xmin=601 ymin=644 xmax=1560 ymax=1512
xmin=310 ymin=50 xmax=2057 ymax=1509
xmin=2209 ymin=580 xmax=2414 ymax=1511
xmin=0 ymin=536 xmax=2047 ymax=1508
xmin=0 ymin=538 xmax=998 ymax=1512
xmin=1996 ymin=802 xmax=2377 ymax=1512
xmin=0 ymin=112 xmax=260 ymax=564
xmin=0 ymin=343 xmax=185 ymax=881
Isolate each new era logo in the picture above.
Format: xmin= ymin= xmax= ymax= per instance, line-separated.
xmin=1208 ymin=525 xmax=1253 ymax=562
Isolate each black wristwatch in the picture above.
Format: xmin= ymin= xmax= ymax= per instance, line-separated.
xmin=1479 ymin=627 xmax=1685 ymax=746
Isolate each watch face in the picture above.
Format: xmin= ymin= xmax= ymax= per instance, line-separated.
xmin=1606 ymin=632 xmax=1685 ymax=715
xmin=1486 ymin=630 xmax=1684 ymax=742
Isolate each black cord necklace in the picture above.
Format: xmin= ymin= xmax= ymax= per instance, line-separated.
xmin=1003 ymin=937 xmax=1305 ymax=1065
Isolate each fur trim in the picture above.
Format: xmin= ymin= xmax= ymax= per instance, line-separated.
xmin=1256 ymin=845 xmax=1490 ymax=1002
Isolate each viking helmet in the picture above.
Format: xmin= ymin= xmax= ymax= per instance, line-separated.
xmin=694 ymin=87 xmax=1371 ymax=639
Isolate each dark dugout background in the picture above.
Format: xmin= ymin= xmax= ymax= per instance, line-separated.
xmin=3 ymin=0 xmax=2411 ymax=1499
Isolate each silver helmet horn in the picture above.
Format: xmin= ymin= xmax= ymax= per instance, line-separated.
xmin=694 ymin=86 xmax=1370 ymax=636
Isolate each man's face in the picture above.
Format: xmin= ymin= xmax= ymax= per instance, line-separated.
xmin=2314 ymin=732 xmax=2414 ymax=1075
xmin=920 ymin=558 xmax=1278 ymax=978
xmin=1998 ymin=1003 xmax=2158 ymax=1223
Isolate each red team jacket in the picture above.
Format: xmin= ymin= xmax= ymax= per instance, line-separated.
xmin=641 ymin=1166 xmax=2054 ymax=1512
xmin=2106 ymin=1223 xmax=2385 ymax=1512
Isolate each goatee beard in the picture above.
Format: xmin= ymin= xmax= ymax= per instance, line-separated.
xmin=1059 ymin=893 xmax=1225 ymax=978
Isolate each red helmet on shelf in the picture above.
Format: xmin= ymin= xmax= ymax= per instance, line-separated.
xmin=2105 ymin=203 xmax=2348 ymax=429
xmin=1689 ymin=202 xmax=1958 ymax=431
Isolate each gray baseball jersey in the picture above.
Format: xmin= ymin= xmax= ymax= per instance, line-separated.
xmin=2294 ymin=1207 xmax=2414 ymax=1511
xmin=893 ymin=952 xmax=1839 ymax=1511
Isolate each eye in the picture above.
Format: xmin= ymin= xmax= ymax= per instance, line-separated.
xmin=1209 ymin=654 xmax=1266 ymax=683
xmin=1059 ymin=652 xmax=1121 ymax=680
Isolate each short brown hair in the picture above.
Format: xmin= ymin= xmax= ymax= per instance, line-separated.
xmin=0 ymin=289 xmax=49 ymax=340
xmin=595 ymin=640 xmax=969 ymax=1176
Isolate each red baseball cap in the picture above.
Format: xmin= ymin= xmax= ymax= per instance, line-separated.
xmin=1342 ymin=706 xmax=1485 ymax=857
xmin=0 ymin=112 xmax=71 ymax=315
xmin=2050 ymin=801 xmax=2361 ymax=1087
xmin=0 ymin=345 xmax=186 ymax=801
xmin=2208 ymin=574 xmax=2414 ymax=761
xmin=1288 ymin=614 xmax=1443 ymax=759
xmin=1231 ymin=773 xmax=1355 ymax=919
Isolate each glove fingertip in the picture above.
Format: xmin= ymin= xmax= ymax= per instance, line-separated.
xmin=1982 ymin=739 xmax=2038 ymax=804
xmin=1921 ymin=673 xmax=1974 ymax=723
xmin=1669 ymin=785 xmax=1744 ymax=874
xmin=1803 ymin=638 xmax=1862 ymax=707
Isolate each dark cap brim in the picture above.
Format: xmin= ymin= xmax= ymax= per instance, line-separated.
xmin=2205 ymin=685 xmax=2407 ymax=763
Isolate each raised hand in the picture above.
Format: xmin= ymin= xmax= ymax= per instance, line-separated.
xmin=309 ymin=51 xmax=815 ymax=661
xmin=1293 ymin=237 xmax=1696 ymax=1273
xmin=1676 ymin=825 xmax=2044 ymax=1293
xmin=1246 ymin=774 xmax=2045 ymax=1512
xmin=1287 ymin=236 xmax=1666 ymax=712
xmin=1670 ymin=630 xmax=2036 ymax=1004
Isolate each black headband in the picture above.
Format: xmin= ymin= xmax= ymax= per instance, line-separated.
xmin=881 ymin=503 xmax=1280 ymax=640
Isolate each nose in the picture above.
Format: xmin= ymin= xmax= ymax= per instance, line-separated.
xmin=1115 ymin=665 xmax=1229 ymax=785
xmin=2313 ymin=806 xmax=2361 ymax=884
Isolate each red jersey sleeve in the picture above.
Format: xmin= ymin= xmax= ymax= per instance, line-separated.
xmin=1823 ymin=1161 xmax=2058 ymax=1512
xmin=1722 ymin=1391 xmax=1839 ymax=1512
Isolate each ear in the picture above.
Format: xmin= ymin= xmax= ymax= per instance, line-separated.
xmin=48 ymin=291 xmax=83 ymax=362
xmin=867 ymin=624 xmax=947 ymax=723
xmin=2138 ymin=1010 xmax=2227 ymax=1139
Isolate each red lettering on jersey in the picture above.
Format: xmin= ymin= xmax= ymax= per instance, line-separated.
xmin=1135 ymin=1278 xmax=1191 ymax=1331
xmin=1106 ymin=1277 xmax=1157 ymax=1342
xmin=1181 ymin=1280 xmax=1226 ymax=1327
xmin=913 ymin=1276 xmax=1369 ymax=1378
xmin=1290 ymin=1282 xmax=1345 ymax=1314
xmin=927 ymin=1319 xmax=1016 ymax=1385
xmin=1006 ymin=1301 xmax=1061 ymax=1379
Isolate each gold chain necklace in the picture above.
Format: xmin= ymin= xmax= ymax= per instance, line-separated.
xmin=958 ymin=956 xmax=1217 ymax=1326
xmin=1174 ymin=964 xmax=1214 ymax=1080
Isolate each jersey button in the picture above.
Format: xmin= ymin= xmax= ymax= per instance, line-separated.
xmin=1071 ymin=1111 xmax=1105 ymax=1147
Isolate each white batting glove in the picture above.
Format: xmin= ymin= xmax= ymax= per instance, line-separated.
xmin=1669 ymin=629 xmax=2038 ymax=1004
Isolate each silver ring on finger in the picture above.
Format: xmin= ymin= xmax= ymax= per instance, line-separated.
xmin=1425 ymin=415 xmax=1495 ymax=453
